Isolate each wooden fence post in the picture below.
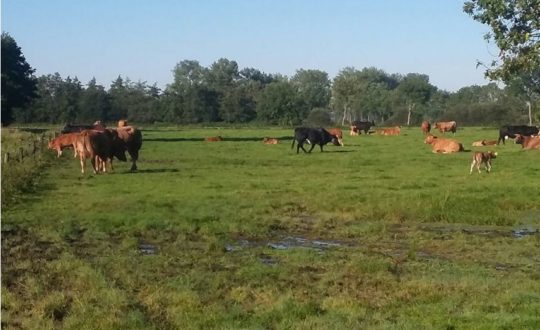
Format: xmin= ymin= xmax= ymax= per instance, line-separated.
xmin=4 ymin=152 xmax=10 ymax=164
xmin=19 ymin=147 xmax=24 ymax=162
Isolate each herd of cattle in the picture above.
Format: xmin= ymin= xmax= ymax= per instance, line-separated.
xmin=48 ymin=119 xmax=538 ymax=175
xmin=48 ymin=120 xmax=142 ymax=174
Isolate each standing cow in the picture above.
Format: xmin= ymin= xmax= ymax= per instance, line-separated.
xmin=351 ymin=120 xmax=375 ymax=135
xmin=498 ymin=125 xmax=539 ymax=145
xmin=421 ymin=121 xmax=431 ymax=135
xmin=291 ymin=127 xmax=337 ymax=154
xmin=434 ymin=121 xmax=457 ymax=135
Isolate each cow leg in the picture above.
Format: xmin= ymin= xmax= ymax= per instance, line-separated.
xmin=470 ymin=161 xmax=475 ymax=174
xmin=91 ymin=156 xmax=98 ymax=174
xmin=307 ymin=143 xmax=316 ymax=153
xmin=80 ymin=156 xmax=85 ymax=174
xmin=319 ymin=144 xmax=324 ymax=152
xmin=486 ymin=161 xmax=491 ymax=173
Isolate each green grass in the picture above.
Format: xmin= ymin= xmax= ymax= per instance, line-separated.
xmin=2 ymin=126 xmax=540 ymax=329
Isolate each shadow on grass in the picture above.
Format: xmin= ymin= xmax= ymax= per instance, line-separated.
xmin=117 ymin=168 xmax=180 ymax=174
xmin=145 ymin=136 xmax=294 ymax=143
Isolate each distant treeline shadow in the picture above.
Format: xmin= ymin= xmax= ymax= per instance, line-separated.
xmin=145 ymin=136 xmax=294 ymax=143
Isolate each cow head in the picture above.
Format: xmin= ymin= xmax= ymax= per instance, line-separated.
xmin=514 ymin=134 xmax=524 ymax=144
xmin=331 ymin=135 xmax=344 ymax=146
xmin=424 ymin=134 xmax=437 ymax=144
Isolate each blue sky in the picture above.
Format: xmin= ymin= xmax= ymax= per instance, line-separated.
xmin=2 ymin=0 xmax=496 ymax=92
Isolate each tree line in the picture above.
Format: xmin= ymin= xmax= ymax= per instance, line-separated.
xmin=2 ymin=33 xmax=539 ymax=127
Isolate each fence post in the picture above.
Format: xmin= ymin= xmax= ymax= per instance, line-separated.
xmin=19 ymin=147 xmax=24 ymax=162
xmin=4 ymin=152 xmax=9 ymax=164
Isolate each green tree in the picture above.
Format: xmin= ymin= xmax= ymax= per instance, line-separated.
xmin=290 ymin=69 xmax=331 ymax=112
xmin=464 ymin=0 xmax=540 ymax=82
xmin=395 ymin=74 xmax=435 ymax=126
xmin=256 ymin=81 xmax=306 ymax=125
xmin=1 ymin=32 xmax=37 ymax=125
xmin=78 ymin=78 xmax=110 ymax=123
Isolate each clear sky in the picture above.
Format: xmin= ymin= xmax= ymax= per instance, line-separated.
xmin=2 ymin=0 xmax=496 ymax=92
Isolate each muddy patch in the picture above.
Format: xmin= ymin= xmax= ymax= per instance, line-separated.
xmin=512 ymin=227 xmax=538 ymax=239
xmin=226 ymin=236 xmax=344 ymax=253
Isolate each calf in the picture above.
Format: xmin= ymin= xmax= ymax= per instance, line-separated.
xmin=498 ymin=125 xmax=539 ymax=145
xmin=424 ymin=134 xmax=464 ymax=153
xmin=434 ymin=121 xmax=457 ymax=135
xmin=291 ymin=127 xmax=336 ymax=154
xmin=263 ymin=137 xmax=279 ymax=145
xmin=326 ymin=128 xmax=344 ymax=146
xmin=514 ymin=134 xmax=540 ymax=150
xmin=470 ymin=151 xmax=497 ymax=174
xmin=421 ymin=121 xmax=431 ymax=135
xmin=351 ymin=120 xmax=375 ymax=135
xmin=48 ymin=133 xmax=80 ymax=158
xmin=472 ymin=139 xmax=498 ymax=147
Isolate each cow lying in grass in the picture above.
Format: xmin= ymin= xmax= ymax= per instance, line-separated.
xmin=424 ymin=134 xmax=464 ymax=153
xmin=470 ymin=151 xmax=497 ymax=174
xmin=263 ymin=137 xmax=279 ymax=144
xmin=472 ymin=139 xmax=498 ymax=147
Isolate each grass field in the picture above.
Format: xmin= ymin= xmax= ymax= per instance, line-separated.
xmin=2 ymin=126 xmax=540 ymax=329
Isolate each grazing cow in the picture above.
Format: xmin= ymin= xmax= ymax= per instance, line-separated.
xmin=291 ymin=127 xmax=336 ymax=154
xmin=326 ymin=128 xmax=344 ymax=146
xmin=434 ymin=121 xmax=457 ymax=134
xmin=75 ymin=130 xmax=112 ymax=174
xmin=263 ymin=137 xmax=279 ymax=145
xmin=424 ymin=134 xmax=464 ymax=153
xmin=472 ymin=139 xmax=498 ymax=147
xmin=205 ymin=136 xmax=223 ymax=142
xmin=421 ymin=121 xmax=431 ymax=135
xmin=470 ymin=151 xmax=497 ymax=174
xmin=378 ymin=126 xmax=401 ymax=136
xmin=351 ymin=120 xmax=375 ymax=135
xmin=48 ymin=133 xmax=80 ymax=158
xmin=115 ymin=126 xmax=143 ymax=171
xmin=514 ymin=134 xmax=540 ymax=150
xmin=498 ymin=125 xmax=539 ymax=145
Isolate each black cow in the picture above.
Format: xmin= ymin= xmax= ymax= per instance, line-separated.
xmin=291 ymin=127 xmax=337 ymax=154
xmin=498 ymin=125 xmax=539 ymax=145
xmin=352 ymin=120 xmax=375 ymax=135
xmin=61 ymin=121 xmax=106 ymax=134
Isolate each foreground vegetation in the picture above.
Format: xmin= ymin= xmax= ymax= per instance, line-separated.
xmin=2 ymin=126 xmax=539 ymax=329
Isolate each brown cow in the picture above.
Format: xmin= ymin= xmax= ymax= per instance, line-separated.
xmin=350 ymin=126 xmax=359 ymax=136
xmin=378 ymin=126 xmax=401 ymax=136
xmin=48 ymin=133 xmax=80 ymax=158
xmin=115 ymin=126 xmax=143 ymax=171
xmin=470 ymin=151 xmax=497 ymax=174
xmin=421 ymin=121 xmax=431 ymax=135
xmin=424 ymin=134 xmax=464 ymax=153
xmin=75 ymin=130 xmax=112 ymax=174
xmin=326 ymin=128 xmax=344 ymax=146
xmin=205 ymin=136 xmax=223 ymax=142
xmin=472 ymin=139 xmax=498 ymax=147
xmin=434 ymin=121 xmax=457 ymax=135
xmin=263 ymin=137 xmax=279 ymax=145
xmin=514 ymin=134 xmax=540 ymax=150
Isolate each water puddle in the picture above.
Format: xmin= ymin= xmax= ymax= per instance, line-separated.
xmin=138 ymin=243 xmax=157 ymax=255
xmin=267 ymin=236 xmax=342 ymax=251
xmin=512 ymin=227 xmax=538 ymax=239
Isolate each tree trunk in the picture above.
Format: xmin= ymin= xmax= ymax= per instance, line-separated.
xmin=526 ymin=101 xmax=532 ymax=126
xmin=406 ymin=103 xmax=414 ymax=126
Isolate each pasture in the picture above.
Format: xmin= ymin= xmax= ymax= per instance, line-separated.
xmin=2 ymin=126 xmax=540 ymax=329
